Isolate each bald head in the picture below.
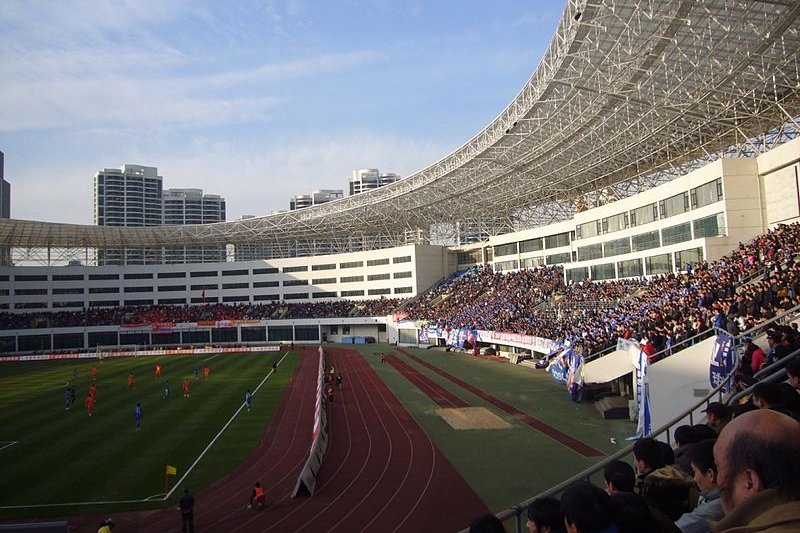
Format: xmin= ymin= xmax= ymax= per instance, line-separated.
xmin=713 ymin=409 xmax=800 ymax=513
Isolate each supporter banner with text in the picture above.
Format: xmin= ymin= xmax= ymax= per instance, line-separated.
xmin=709 ymin=334 xmax=735 ymax=393
xmin=630 ymin=348 xmax=651 ymax=439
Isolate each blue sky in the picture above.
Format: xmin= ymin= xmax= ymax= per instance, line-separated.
xmin=0 ymin=0 xmax=565 ymax=224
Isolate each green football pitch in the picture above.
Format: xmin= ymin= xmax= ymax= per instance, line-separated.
xmin=0 ymin=345 xmax=638 ymax=521
xmin=0 ymin=351 xmax=296 ymax=519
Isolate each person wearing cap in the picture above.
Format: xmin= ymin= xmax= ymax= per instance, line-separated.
xmin=703 ymin=402 xmax=732 ymax=435
xmin=97 ymin=518 xmax=114 ymax=533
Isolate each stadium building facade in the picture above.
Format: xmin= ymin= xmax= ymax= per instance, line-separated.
xmin=0 ymin=139 xmax=798 ymax=353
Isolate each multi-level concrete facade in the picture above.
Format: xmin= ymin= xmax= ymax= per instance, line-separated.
xmin=94 ymin=165 xmax=225 ymax=265
xmin=289 ymin=189 xmax=343 ymax=211
xmin=348 ymin=169 xmax=400 ymax=196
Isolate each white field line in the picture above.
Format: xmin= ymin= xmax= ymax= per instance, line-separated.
xmin=0 ymin=351 xmax=289 ymax=510
xmin=163 ymin=351 xmax=289 ymax=500
xmin=0 ymin=441 xmax=18 ymax=452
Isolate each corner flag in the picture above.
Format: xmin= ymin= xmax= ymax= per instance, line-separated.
xmin=166 ymin=465 xmax=177 ymax=475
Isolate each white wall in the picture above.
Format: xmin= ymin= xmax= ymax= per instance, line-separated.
xmin=648 ymin=336 xmax=716 ymax=431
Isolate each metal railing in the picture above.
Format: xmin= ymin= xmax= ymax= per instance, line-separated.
xmin=459 ymin=304 xmax=800 ymax=533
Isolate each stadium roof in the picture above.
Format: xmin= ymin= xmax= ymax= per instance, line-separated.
xmin=2 ymin=0 xmax=800 ymax=254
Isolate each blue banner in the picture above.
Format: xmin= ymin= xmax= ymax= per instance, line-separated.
xmin=629 ymin=349 xmax=651 ymax=439
xmin=709 ymin=334 xmax=734 ymax=392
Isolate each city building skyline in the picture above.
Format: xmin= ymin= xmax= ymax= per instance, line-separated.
xmin=94 ymin=164 xmax=225 ymax=265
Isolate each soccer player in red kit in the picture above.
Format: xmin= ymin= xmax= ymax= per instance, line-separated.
xmin=85 ymin=394 xmax=95 ymax=416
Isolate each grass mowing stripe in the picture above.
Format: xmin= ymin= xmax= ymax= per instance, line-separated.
xmin=0 ymin=351 xmax=291 ymax=517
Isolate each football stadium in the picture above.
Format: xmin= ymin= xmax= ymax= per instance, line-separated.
xmin=1 ymin=0 xmax=800 ymax=532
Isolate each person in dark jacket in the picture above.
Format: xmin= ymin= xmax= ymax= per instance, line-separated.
xmin=179 ymin=488 xmax=195 ymax=533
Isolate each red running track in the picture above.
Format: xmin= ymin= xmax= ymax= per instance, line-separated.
xmin=384 ymin=354 xmax=469 ymax=408
xmin=69 ymin=347 xmax=488 ymax=532
xmin=398 ymin=348 xmax=604 ymax=457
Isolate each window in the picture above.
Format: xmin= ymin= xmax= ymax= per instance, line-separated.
xmin=662 ymin=222 xmax=692 ymax=246
xmin=367 ymin=273 xmax=390 ymax=281
xmin=253 ymin=281 xmax=279 ymax=288
xmin=393 ymin=256 xmax=411 ymax=264
xmin=603 ymin=213 xmax=629 ymax=234
xmin=494 ymin=260 xmax=519 ymax=272
xmin=544 ymin=232 xmax=570 ymax=248
xmin=222 ymin=282 xmax=249 ymax=289
xmin=283 ymin=265 xmax=307 ymax=273
xmin=253 ymin=294 xmax=279 ymax=301
xmin=124 ymin=299 xmax=153 ymax=306
xmin=340 ymin=276 xmax=364 ymax=283
xmin=311 ymin=263 xmax=336 ymax=271
xmin=603 ymin=237 xmax=631 ymax=257
xmin=312 ymin=292 xmax=338 ymax=298
xmin=89 ymin=274 xmax=120 ymax=281
xmin=645 ymin=254 xmax=673 ymax=275
xmin=222 ymin=269 xmax=248 ymax=276
xmin=89 ymin=300 xmax=119 ymax=307
xmin=394 ymin=287 xmax=413 ymax=294
xmin=576 ymin=221 xmax=599 ymax=239
xmin=283 ymin=292 xmax=308 ymax=300
xmin=340 ymin=261 xmax=363 ymax=269
xmin=52 ymin=288 xmax=85 ymax=295
xmin=367 ymin=258 xmax=390 ymax=266
xmin=52 ymin=275 xmax=84 ymax=281
xmin=520 ymin=238 xmax=543 ymax=252
xmin=393 ymin=271 xmax=412 ymax=279
xmin=53 ymin=301 xmax=83 ymax=308
xmin=691 ymin=178 xmax=723 ymax=209
xmin=521 ymin=257 xmax=544 ymax=269
xmin=253 ymin=267 xmax=279 ymax=275
xmin=283 ymin=280 xmax=309 ymax=286
xmin=158 ymin=285 xmax=185 ymax=292
xmin=89 ymin=287 xmax=120 ymax=294
xmin=632 ymin=231 xmax=660 ymax=252
xmin=546 ymin=252 xmax=571 ymax=264
xmin=617 ymin=259 xmax=643 ymax=278
xmin=312 ymin=278 xmax=336 ymax=284
xmin=223 ymin=296 xmax=250 ymax=302
xmin=190 ymin=284 xmax=217 ymax=290
xmin=341 ymin=290 xmax=364 ymax=297
xmin=494 ymin=243 xmax=518 ymax=257
xmin=158 ymin=272 xmax=186 ymax=279
xmin=693 ymin=213 xmax=725 ymax=238
xmin=630 ymin=203 xmax=658 ymax=227
xmin=590 ymin=263 xmax=616 ymax=281
xmin=660 ymin=192 xmax=690 ymax=219
xmin=676 ymin=247 xmax=704 ymax=269
xmin=190 ymin=270 xmax=217 ymax=278
xmin=15 ymin=288 xmax=48 ymax=295
xmin=124 ymin=286 xmax=152 ymax=293
xmin=124 ymin=273 xmax=153 ymax=279
xmin=566 ymin=267 xmax=589 ymax=284
xmin=577 ymin=244 xmax=603 ymax=261
xmin=158 ymin=298 xmax=187 ymax=305
xmin=15 ymin=275 xmax=48 ymax=282
xmin=457 ymin=250 xmax=482 ymax=264
xmin=368 ymin=288 xmax=391 ymax=295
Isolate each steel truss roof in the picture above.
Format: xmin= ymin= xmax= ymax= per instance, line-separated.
xmin=2 ymin=0 xmax=800 ymax=255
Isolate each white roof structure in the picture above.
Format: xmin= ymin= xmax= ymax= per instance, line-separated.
xmin=2 ymin=0 xmax=800 ymax=259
